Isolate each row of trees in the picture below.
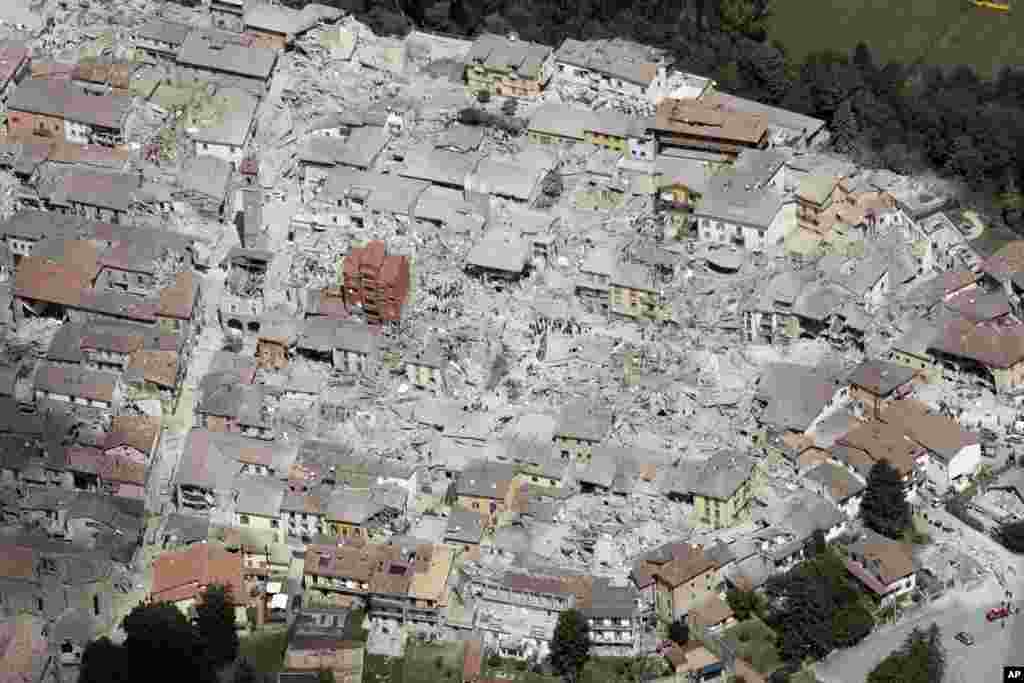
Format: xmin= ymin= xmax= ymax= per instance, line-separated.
xmin=80 ymin=585 xmax=242 ymax=683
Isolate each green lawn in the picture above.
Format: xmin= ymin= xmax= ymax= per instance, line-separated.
xmin=239 ymin=628 xmax=289 ymax=675
xmin=767 ymin=0 xmax=1024 ymax=77
xmin=722 ymin=618 xmax=783 ymax=675
xmin=363 ymin=641 xmax=471 ymax=683
xmin=403 ymin=641 xmax=466 ymax=683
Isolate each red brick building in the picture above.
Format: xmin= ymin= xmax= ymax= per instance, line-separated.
xmin=341 ymin=241 xmax=410 ymax=323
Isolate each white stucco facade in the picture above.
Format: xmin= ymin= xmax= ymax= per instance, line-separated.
xmin=925 ymin=443 xmax=982 ymax=494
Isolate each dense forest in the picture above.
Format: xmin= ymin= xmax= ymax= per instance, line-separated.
xmin=287 ymin=0 xmax=1024 ymax=226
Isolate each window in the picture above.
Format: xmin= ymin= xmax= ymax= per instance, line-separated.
xmin=239 ymin=515 xmax=250 ymax=525
xmin=270 ymin=519 xmax=279 ymax=529
xmin=93 ymin=594 xmax=100 ymax=616
xmin=37 ymin=597 xmax=44 ymax=611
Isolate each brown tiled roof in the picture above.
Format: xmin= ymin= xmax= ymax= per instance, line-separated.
xmin=151 ymin=542 xmax=243 ymax=603
xmin=632 ymin=541 xmax=694 ymax=589
xmin=499 ymin=572 xmax=571 ymax=595
xmin=651 ymin=544 xmax=717 ymax=588
xmin=34 ymin=363 xmax=117 ymax=403
xmin=881 ymin=400 xmax=979 ymax=464
xmin=652 ymin=99 xmax=767 ymax=145
xmin=71 ymin=61 xmax=133 ymax=90
xmin=930 ymin=317 xmax=1024 ymax=369
xmin=836 ymin=420 xmax=921 ymax=477
xmin=0 ymin=543 xmax=35 ymax=580
xmin=104 ymin=415 xmax=161 ymax=454
xmin=157 ymin=270 xmax=198 ymax=320
xmin=304 ymin=543 xmax=399 ymax=583
xmin=80 ymin=331 xmax=144 ymax=354
xmin=47 ymin=140 xmax=130 ymax=168
xmin=848 ymin=536 xmax=914 ymax=585
xmin=982 ymin=240 xmax=1024 ymax=281
xmin=14 ymin=256 xmax=92 ymax=307
xmin=128 ymin=349 xmax=179 ymax=389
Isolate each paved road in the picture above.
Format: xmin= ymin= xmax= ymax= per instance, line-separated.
xmin=814 ymin=578 xmax=1020 ymax=683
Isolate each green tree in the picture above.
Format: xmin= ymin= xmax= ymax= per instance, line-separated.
xmin=549 ymin=609 xmax=590 ymax=683
xmin=861 ymin=459 xmax=911 ymax=539
xmin=195 ymin=584 xmax=240 ymax=674
xmin=763 ymin=549 xmax=873 ymax=662
xmin=667 ymin=618 xmax=689 ymax=645
xmin=123 ymin=601 xmax=204 ymax=681
xmin=318 ymin=668 xmax=337 ymax=683
xmin=79 ymin=637 xmax=127 ymax=683
xmin=831 ymin=98 xmax=859 ymax=154
xmin=717 ymin=0 xmax=773 ymax=38
xmin=725 ymin=587 xmax=764 ymax=621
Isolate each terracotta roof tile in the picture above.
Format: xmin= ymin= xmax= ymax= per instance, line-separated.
xmin=651 ymin=544 xmax=717 ymax=588
xmin=151 ymin=543 xmax=243 ymax=603
xmin=14 ymin=256 xmax=91 ymax=307
xmin=157 ymin=270 xmax=199 ymax=320
xmin=128 ymin=349 xmax=179 ymax=389
xmin=104 ymin=415 xmax=161 ymax=454
xmin=0 ymin=544 xmax=35 ymax=580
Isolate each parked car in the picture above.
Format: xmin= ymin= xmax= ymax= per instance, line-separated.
xmin=955 ymin=631 xmax=975 ymax=645
xmin=987 ymin=606 xmax=1010 ymax=621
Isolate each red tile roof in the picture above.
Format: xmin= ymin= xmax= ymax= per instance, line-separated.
xmin=0 ymin=544 xmax=35 ymax=580
xmin=157 ymin=270 xmax=199 ymax=320
xmin=14 ymin=256 xmax=92 ymax=307
xmin=151 ymin=543 xmax=243 ymax=604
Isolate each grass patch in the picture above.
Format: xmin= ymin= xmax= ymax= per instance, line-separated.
xmin=767 ymin=0 xmax=1024 ymax=78
xmin=239 ymin=628 xmax=289 ymax=675
xmin=364 ymin=654 xmax=404 ymax=683
xmin=722 ymin=618 xmax=783 ymax=675
xmin=402 ymin=641 xmax=465 ymax=683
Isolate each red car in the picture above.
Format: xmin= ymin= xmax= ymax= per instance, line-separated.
xmin=987 ymin=606 xmax=1010 ymax=621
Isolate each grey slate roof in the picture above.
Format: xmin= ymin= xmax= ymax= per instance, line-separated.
xmin=469 ymin=158 xmax=541 ymax=200
xmin=176 ymin=29 xmax=278 ymax=81
xmin=465 ymin=33 xmax=551 ymax=79
xmin=8 ymin=79 xmax=134 ymax=129
xmin=398 ymin=145 xmax=479 ymax=188
xmin=694 ymin=174 xmax=785 ymax=229
xmin=337 ymin=126 xmax=389 ymax=169
xmin=234 ymin=474 xmax=285 ymax=517
xmin=846 ymin=359 xmax=916 ymax=396
xmin=455 ymin=460 xmax=518 ymax=499
xmin=756 ymin=362 xmax=844 ymax=432
xmin=554 ymin=37 xmax=664 ymax=86
xmin=445 ymin=506 xmax=484 ymax=544
xmin=182 ymin=154 xmax=232 ymax=200
xmin=466 ymin=231 xmax=530 ymax=273
xmin=555 ymin=400 xmax=611 ymax=442
xmin=134 ymin=19 xmax=192 ymax=46
xmin=528 ymin=103 xmax=600 ymax=141
xmin=690 ymin=452 xmax=754 ymax=500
